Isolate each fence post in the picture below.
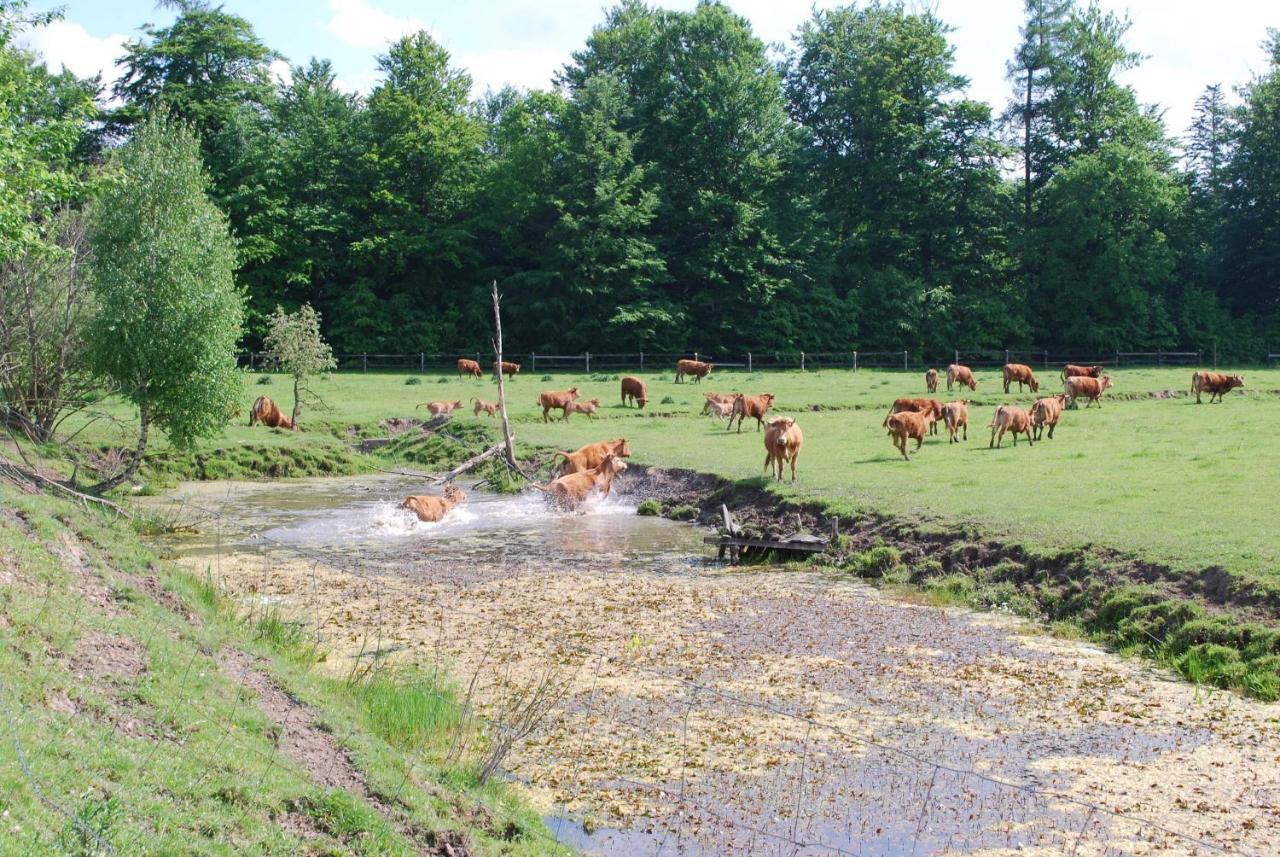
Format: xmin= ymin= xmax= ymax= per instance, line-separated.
xmin=1115 ymin=349 xmax=1120 ymax=367
xmin=800 ymin=351 xmax=805 ymax=372
xmin=640 ymin=350 xmax=644 ymax=370
xmin=585 ymin=352 xmax=591 ymax=373
xmin=695 ymin=351 xmax=700 ymax=364
xmin=531 ymin=352 xmax=537 ymax=373
xmin=1213 ymin=342 xmax=1218 ymax=369
xmin=747 ymin=352 xmax=752 ymax=372
xmin=1158 ymin=349 xmax=1164 ymax=366
xmin=420 ymin=352 xmax=424 ymax=373
xmin=1004 ymin=348 xmax=1010 ymax=365
xmin=903 ymin=350 xmax=908 ymax=370
xmin=249 ymin=352 xmax=255 ymax=371
xmin=954 ymin=348 xmax=959 ymax=365
xmin=1043 ymin=350 xmax=1048 ymax=369
xmin=853 ymin=351 xmax=858 ymax=372
xmin=362 ymin=352 xmax=367 ymax=373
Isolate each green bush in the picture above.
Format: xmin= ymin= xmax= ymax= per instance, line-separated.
xmin=541 ymin=374 xmax=553 ymax=381
xmin=637 ymin=499 xmax=661 ymax=516
xmin=437 ymin=377 xmax=449 ymax=384
xmin=255 ymin=374 xmax=272 ymax=385
xmin=660 ymin=395 xmax=675 ymax=405
xmin=846 ymin=545 xmax=901 ymax=578
xmin=667 ymin=504 xmax=698 ymax=521
xmin=404 ymin=376 xmax=422 ymax=385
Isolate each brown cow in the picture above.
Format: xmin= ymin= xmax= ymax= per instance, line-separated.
xmin=1003 ymin=363 xmax=1039 ymax=393
xmin=248 ymin=395 xmax=294 ymax=430
xmin=471 ymin=397 xmax=498 ymax=417
xmin=538 ymin=387 xmax=580 ymax=422
xmin=1030 ymin=394 xmax=1068 ymax=440
xmin=1191 ymin=371 xmax=1244 ymax=404
xmin=493 ymin=360 xmax=521 ymax=380
xmin=941 ymin=400 xmax=969 ymax=444
xmin=537 ymin=454 xmax=628 ymax=509
xmin=925 ymin=368 xmax=939 ymax=394
xmin=882 ymin=398 xmax=944 ymax=436
xmin=886 ymin=410 xmax=936 ymax=461
xmin=417 ymin=400 xmax=463 ymax=416
xmin=457 ymin=358 xmax=482 ymax=379
xmin=727 ymin=393 xmax=775 ymax=433
xmin=1061 ymin=363 xmax=1104 ymax=382
xmin=763 ymin=416 xmax=803 ymax=482
xmin=675 ymin=359 xmax=713 ymax=384
xmin=704 ymin=398 xmax=736 ymax=421
xmin=621 ymin=376 xmax=648 ymax=408
xmin=701 ymin=392 xmax=737 ymax=415
xmin=1064 ymin=375 xmax=1114 ymax=407
xmin=989 ymin=405 xmax=1034 ymax=448
xmin=401 ymin=484 xmax=466 ymax=523
xmin=563 ymin=398 xmax=601 ymax=421
xmin=947 ymin=364 xmax=977 ymax=392
xmin=551 ymin=438 xmax=632 ymax=476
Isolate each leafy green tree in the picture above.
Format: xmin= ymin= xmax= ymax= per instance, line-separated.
xmin=263 ymin=303 xmax=335 ymax=426
xmin=86 ymin=111 xmax=243 ymax=490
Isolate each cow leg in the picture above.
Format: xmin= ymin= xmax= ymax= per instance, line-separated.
xmin=915 ymin=435 xmax=923 ymax=452
xmin=899 ymin=436 xmax=910 ymax=461
xmin=1048 ymin=423 xmax=1055 ymax=439
xmin=763 ymin=452 xmax=772 ymax=472
xmin=790 ymin=454 xmax=798 ymax=482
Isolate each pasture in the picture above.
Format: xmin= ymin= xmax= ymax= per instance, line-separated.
xmin=71 ymin=364 xmax=1279 ymax=589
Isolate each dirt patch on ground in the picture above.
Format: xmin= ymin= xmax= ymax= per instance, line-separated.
xmin=70 ymin=630 xmax=148 ymax=682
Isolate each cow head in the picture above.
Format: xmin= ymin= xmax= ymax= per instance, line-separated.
xmin=568 ymin=387 xmax=580 ymax=398
xmin=1029 ymin=378 xmax=1040 ymax=393
xmin=1231 ymin=375 xmax=1245 ymax=390
xmin=610 ymin=439 xmax=632 ymax=458
xmin=452 ymin=400 xmax=463 ymax=409
xmin=599 ymin=454 xmax=628 ymax=474
xmin=761 ymin=393 xmax=775 ymax=405
xmin=444 ymin=484 xmax=466 ymax=503
xmin=587 ymin=398 xmax=601 ymax=407
xmin=1100 ymin=376 xmax=1114 ymax=390
xmin=768 ymin=416 xmax=795 ymax=429
xmin=929 ymin=400 xmax=944 ymax=418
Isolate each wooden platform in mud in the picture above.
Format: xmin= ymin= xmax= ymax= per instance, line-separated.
xmin=706 ymin=505 xmax=829 ymax=562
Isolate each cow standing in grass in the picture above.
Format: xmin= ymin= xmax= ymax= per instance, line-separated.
xmin=941 ymin=400 xmax=969 ymax=443
xmin=728 ymin=393 xmax=776 ymax=433
xmin=621 ymin=376 xmax=647 ymax=408
xmin=947 ymin=364 xmax=977 ymax=392
xmin=538 ymin=388 xmax=580 ymax=422
xmin=1191 ymin=372 xmax=1244 ymax=404
xmin=1030 ymin=394 xmax=1067 ymax=440
xmin=925 ymin=368 xmax=939 ymax=393
xmin=763 ymin=417 xmax=803 ymax=481
xmin=1061 ymin=363 xmax=1103 ymax=382
xmin=493 ymin=361 xmax=521 ymax=380
xmin=989 ymin=405 xmax=1034 ymax=448
xmin=1064 ymin=375 xmax=1113 ymax=407
xmin=887 ymin=410 xmax=936 ymax=460
xmin=675 ymin=359 xmax=713 ymax=384
xmin=883 ymin=398 xmax=943 ymax=436
xmin=457 ymin=358 xmax=483 ymax=379
xmin=1003 ymin=363 xmax=1039 ymax=393
xmin=249 ymin=395 xmax=294 ymax=430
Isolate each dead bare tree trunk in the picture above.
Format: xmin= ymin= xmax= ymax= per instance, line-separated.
xmin=491 ymin=281 xmax=517 ymax=468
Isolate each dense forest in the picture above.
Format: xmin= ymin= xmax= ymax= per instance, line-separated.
xmin=4 ymin=0 xmax=1280 ymax=358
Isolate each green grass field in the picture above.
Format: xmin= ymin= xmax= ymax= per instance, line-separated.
xmin=65 ymin=364 xmax=1278 ymax=588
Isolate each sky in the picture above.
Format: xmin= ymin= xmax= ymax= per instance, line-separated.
xmin=16 ymin=0 xmax=1279 ymax=140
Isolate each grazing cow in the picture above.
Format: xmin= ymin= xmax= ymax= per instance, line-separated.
xmin=551 ymin=438 xmax=632 ymax=476
xmin=1061 ymin=363 xmax=1104 ymax=382
xmin=538 ymin=387 xmax=580 ymax=423
xmin=941 ymin=400 xmax=969 ymax=444
xmin=947 ymin=364 xmax=978 ymax=392
xmin=886 ymin=410 xmax=936 ymax=461
xmin=401 ymin=484 xmax=466 ymax=523
xmin=471 ymin=397 xmax=498 ymax=417
xmin=1030 ymin=394 xmax=1068 ymax=440
xmin=704 ymin=398 xmax=736 ymax=421
xmin=727 ymin=393 xmax=776 ymax=433
xmin=989 ymin=405 xmax=1034 ymax=448
xmin=537 ymin=454 xmax=628 ymax=509
xmin=417 ymin=400 xmax=463 ymax=416
xmin=563 ymin=398 xmax=601 ymax=421
xmin=1064 ymin=375 xmax=1114 ymax=407
xmin=1191 ymin=371 xmax=1244 ymax=404
xmin=882 ymin=398 xmax=944 ymax=436
xmin=248 ymin=395 xmax=294 ymax=430
xmin=457 ymin=358 xmax=483 ymax=379
xmin=621 ymin=376 xmax=648 ymax=409
xmin=1003 ymin=363 xmax=1040 ymax=394
xmin=493 ymin=361 xmax=521 ymax=380
xmin=675 ymin=359 xmax=713 ymax=384
xmin=763 ymin=417 xmax=803 ymax=482
xmin=925 ymin=368 xmax=939 ymax=394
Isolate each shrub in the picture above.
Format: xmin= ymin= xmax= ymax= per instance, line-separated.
xmin=667 ymin=504 xmax=698 ymax=521
xmin=660 ymin=395 xmax=675 ymax=404
xmin=256 ymin=374 xmax=272 ymax=385
xmin=846 ymin=545 xmax=901 ymax=578
xmin=404 ymin=377 xmax=422 ymax=385
xmin=636 ymin=499 xmax=661 ymax=516
xmin=437 ymin=377 xmax=449 ymax=384
xmin=540 ymin=375 xmax=553 ymax=382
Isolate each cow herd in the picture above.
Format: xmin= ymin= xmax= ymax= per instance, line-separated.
xmin=244 ymin=357 xmax=1249 ymax=520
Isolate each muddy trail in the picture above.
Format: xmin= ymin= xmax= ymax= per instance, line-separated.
xmin=152 ymin=475 xmax=1280 ymax=857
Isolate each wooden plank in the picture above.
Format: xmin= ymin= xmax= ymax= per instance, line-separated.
xmin=702 ymin=536 xmax=827 ymax=553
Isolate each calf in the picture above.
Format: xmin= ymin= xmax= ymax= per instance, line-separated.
xmin=702 ymin=392 xmax=738 ymax=416
xmin=1061 ymin=363 xmax=1103 ymax=382
xmin=989 ymin=405 xmax=1034 ymax=448
xmin=493 ymin=360 xmax=521 ymax=380
xmin=401 ymin=484 xmax=466 ymax=523
xmin=925 ymin=368 xmax=939 ymax=394
xmin=1191 ymin=371 xmax=1244 ymax=404
xmin=727 ymin=393 xmax=776 ymax=433
xmin=1030 ymin=394 xmax=1068 ymax=440
xmin=947 ymin=364 xmax=977 ymax=392
xmin=471 ymin=397 xmax=498 ymax=417
xmin=763 ymin=417 xmax=803 ymax=482
xmin=621 ymin=376 xmax=648 ymax=408
xmin=417 ymin=399 xmax=463 ymax=416
xmin=538 ymin=387 xmax=580 ymax=423
xmin=941 ymin=400 xmax=969 ymax=444
xmin=675 ymin=359 xmax=713 ymax=384
xmin=882 ymin=398 xmax=944 ymax=436
xmin=886 ymin=410 xmax=936 ymax=461
xmin=248 ymin=395 xmax=294 ymax=430
xmin=1003 ymin=363 xmax=1039 ymax=394
xmin=563 ymin=398 xmax=601 ymax=421
xmin=551 ymin=438 xmax=632 ymax=476
xmin=537 ymin=454 xmax=628 ymax=509
xmin=457 ymin=358 xmax=482 ymax=379
xmin=1064 ymin=375 xmax=1114 ymax=407
xmin=704 ymin=398 xmax=736 ymax=421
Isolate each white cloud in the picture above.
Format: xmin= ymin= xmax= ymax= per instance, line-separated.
xmin=326 ymin=0 xmax=429 ymax=50
xmin=18 ymin=19 xmax=128 ymax=96
xmin=456 ymin=47 xmax=566 ymax=96
xmin=269 ymin=58 xmax=293 ymax=89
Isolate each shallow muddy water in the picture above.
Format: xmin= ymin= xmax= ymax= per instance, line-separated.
xmin=153 ymin=476 xmax=1280 ymax=857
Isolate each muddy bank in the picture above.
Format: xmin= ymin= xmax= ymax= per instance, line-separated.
xmin=617 ymin=464 xmax=1280 ymax=700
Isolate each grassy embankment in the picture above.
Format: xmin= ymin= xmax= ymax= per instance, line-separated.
xmin=61 ymin=364 xmax=1280 ymax=698
xmin=0 ymin=479 xmax=571 ymax=855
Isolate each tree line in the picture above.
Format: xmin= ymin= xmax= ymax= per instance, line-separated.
xmin=4 ymin=0 xmax=1280 ymax=364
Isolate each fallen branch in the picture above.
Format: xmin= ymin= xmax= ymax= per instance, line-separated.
xmin=432 ymin=440 xmax=512 ymax=484
xmin=0 ymin=459 xmax=130 ymax=517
